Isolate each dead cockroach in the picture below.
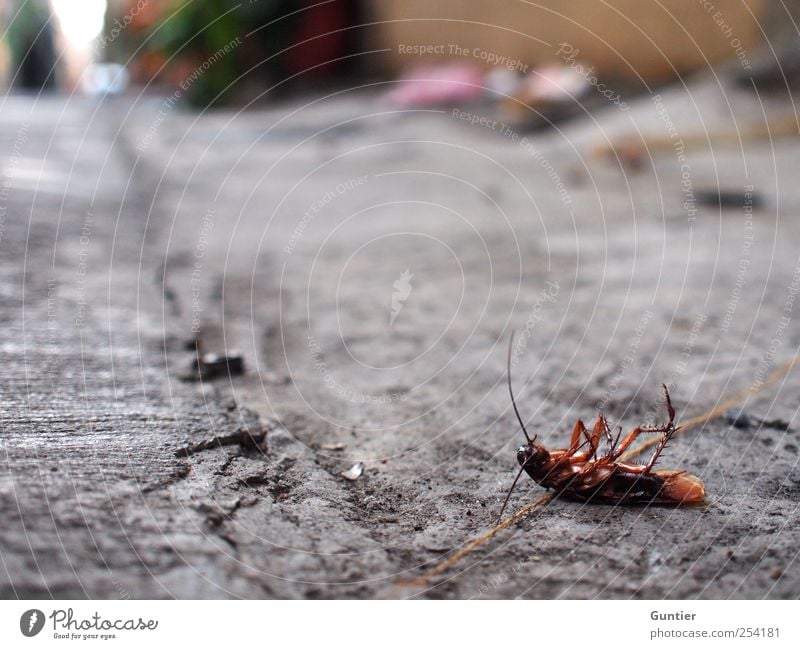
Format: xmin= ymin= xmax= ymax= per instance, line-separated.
xmin=499 ymin=339 xmax=705 ymax=519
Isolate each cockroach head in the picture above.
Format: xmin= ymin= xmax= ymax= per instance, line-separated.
xmin=499 ymin=436 xmax=548 ymax=523
xmin=516 ymin=440 xmax=549 ymax=468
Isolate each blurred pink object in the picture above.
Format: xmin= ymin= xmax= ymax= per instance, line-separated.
xmin=516 ymin=64 xmax=591 ymax=104
xmin=385 ymin=64 xmax=486 ymax=107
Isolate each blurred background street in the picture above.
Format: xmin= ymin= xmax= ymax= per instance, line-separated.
xmin=0 ymin=0 xmax=799 ymax=598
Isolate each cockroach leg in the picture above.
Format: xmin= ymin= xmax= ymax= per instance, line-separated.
xmin=610 ymin=425 xmax=623 ymax=454
xmin=607 ymin=386 xmax=677 ymax=461
xmin=600 ymin=416 xmax=613 ymax=447
xmin=566 ymin=438 xmax=593 ymax=464
xmin=609 ymin=424 xmax=671 ymax=460
xmin=662 ymin=383 xmax=676 ymax=427
xmin=567 ymin=418 xmax=588 ymax=453
xmin=642 ymin=425 xmax=677 ymax=472
xmin=568 ymin=417 xmax=604 ymax=462
xmin=608 ymin=425 xmax=647 ymax=460
xmin=589 ymin=416 xmax=606 ymax=459
xmin=562 ymin=420 xmax=594 ymax=463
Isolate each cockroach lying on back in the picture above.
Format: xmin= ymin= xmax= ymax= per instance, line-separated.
xmin=499 ymin=339 xmax=705 ymax=519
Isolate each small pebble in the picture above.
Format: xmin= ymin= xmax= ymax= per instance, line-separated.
xmin=696 ymin=188 xmax=764 ymax=209
xmin=341 ymin=463 xmax=364 ymax=481
xmin=725 ymin=407 xmax=752 ymax=429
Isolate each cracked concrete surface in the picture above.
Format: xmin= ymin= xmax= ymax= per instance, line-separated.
xmin=0 ymin=77 xmax=798 ymax=599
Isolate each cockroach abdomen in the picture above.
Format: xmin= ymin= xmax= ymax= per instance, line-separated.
xmin=654 ymin=470 xmax=705 ymax=503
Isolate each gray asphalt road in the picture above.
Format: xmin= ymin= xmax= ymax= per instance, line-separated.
xmin=1 ymin=77 xmax=798 ymax=598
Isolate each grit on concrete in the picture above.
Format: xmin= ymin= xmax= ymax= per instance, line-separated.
xmin=1 ymin=76 xmax=798 ymax=599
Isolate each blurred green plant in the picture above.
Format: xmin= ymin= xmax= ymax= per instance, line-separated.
xmin=4 ymin=0 xmax=57 ymax=89
xmin=148 ymin=0 xmax=298 ymax=108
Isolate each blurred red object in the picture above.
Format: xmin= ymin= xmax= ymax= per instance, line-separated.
xmin=285 ymin=0 xmax=350 ymax=76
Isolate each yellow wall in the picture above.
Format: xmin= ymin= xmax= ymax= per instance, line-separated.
xmin=368 ymin=0 xmax=767 ymax=82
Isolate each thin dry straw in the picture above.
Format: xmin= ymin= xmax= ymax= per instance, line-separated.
xmin=401 ymin=493 xmax=555 ymax=587
xmin=409 ymin=355 xmax=799 ymax=586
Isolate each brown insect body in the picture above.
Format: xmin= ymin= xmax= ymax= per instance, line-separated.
xmin=515 ymin=412 xmax=705 ymax=505
xmin=500 ymin=338 xmax=705 ymax=518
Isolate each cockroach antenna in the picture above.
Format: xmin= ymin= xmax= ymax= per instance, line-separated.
xmin=497 ymin=462 xmax=528 ymax=523
xmin=507 ymin=331 xmax=534 ymax=444
xmin=497 ymin=332 xmax=537 ymax=523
